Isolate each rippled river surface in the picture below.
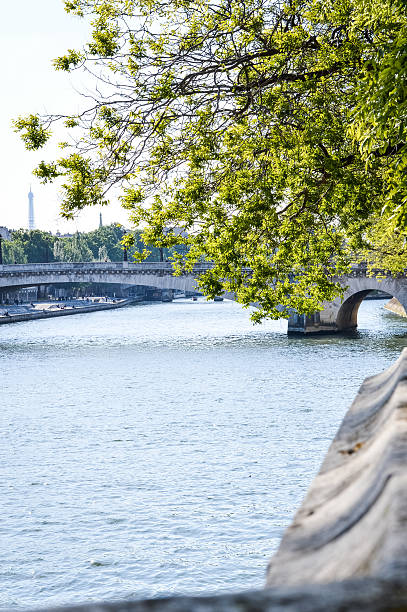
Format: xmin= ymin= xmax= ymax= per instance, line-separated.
xmin=1 ymin=298 xmax=407 ymax=609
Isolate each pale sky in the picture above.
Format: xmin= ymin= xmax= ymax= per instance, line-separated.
xmin=1 ymin=1 xmax=129 ymax=233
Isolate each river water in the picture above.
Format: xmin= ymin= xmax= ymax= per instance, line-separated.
xmin=1 ymin=298 xmax=406 ymax=609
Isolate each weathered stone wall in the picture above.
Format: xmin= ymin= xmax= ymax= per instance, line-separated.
xmin=26 ymin=579 xmax=407 ymax=612
xmin=267 ymin=348 xmax=407 ymax=587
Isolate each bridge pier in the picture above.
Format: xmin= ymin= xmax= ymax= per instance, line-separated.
xmin=287 ymin=311 xmax=343 ymax=335
xmin=287 ymin=285 xmax=399 ymax=335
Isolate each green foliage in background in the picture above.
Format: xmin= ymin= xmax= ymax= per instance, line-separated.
xmin=3 ymin=239 xmax=27 ymax=265
xmin=14 ymin=0 xmax=407 ymax=319
xmin=4 ymin=230 xmax=55 ymax=264
xmin=3 ymin=224 xmax=182 ymax=264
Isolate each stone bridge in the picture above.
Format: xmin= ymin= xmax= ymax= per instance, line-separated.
xmin=287 ymin=267 xmax=407 ymax=334
xmin=0 ymin=261 xmax=212 ymax=296
xmin=0 ymin=262 xmax=405 ymax=334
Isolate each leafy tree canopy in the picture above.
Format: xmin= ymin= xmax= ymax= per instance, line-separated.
xmin=5 ymin=230 xmax=55 ymax=264
xmin=14 ymin=0 xmax=407 ymax=320
xmin=4 ymin=224 xmax=178 ymax=264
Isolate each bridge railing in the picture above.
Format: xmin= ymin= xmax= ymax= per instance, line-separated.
xmin=0 ymin=261 xmax=375 ymax=275
xmin=0 ymin=262 xmax=216 ymax=274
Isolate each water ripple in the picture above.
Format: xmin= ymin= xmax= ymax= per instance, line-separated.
xmin=0 ymin=299 xmax=406 ymax=609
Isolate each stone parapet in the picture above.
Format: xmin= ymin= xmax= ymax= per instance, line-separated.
xmin=26 ymin=579 xmax=407 ymax=612
xmin=266 ymin=348 xmax=407 ymax=587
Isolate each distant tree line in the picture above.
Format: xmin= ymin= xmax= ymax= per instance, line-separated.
xmin=2 ymin=224 xmax=185 ymax=264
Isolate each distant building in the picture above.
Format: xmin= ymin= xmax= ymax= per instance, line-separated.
xmin=28 ymin=187 xmax=35 ymax=230
xmin=99 ymin=212 xmax=103 ymax=228
xmin=55 ymin=230 xmax=73 ymax=238
xmin=0 ymin=227 xmax=11 ymax=240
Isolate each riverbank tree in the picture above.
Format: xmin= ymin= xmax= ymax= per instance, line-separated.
xmin=14 ymin=0 xmax=407 ymax=320
xmin=3 ymin=225 xmax=179 ymax=264
xmin=4 ymin=230 xmax=56 ymax=264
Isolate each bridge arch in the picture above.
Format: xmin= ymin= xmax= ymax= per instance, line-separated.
xmin=0 ymin=263 xmax=240 ymax=304
xmin=288 ymin=272 xmax=407 ymax=334
xmin=332 ymin=275 xmax=407 ymax=333
xmin=335 ymin=290 xmax=383 ymax=330
xmin=0 ymin=263 xmax=202 ymax=295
